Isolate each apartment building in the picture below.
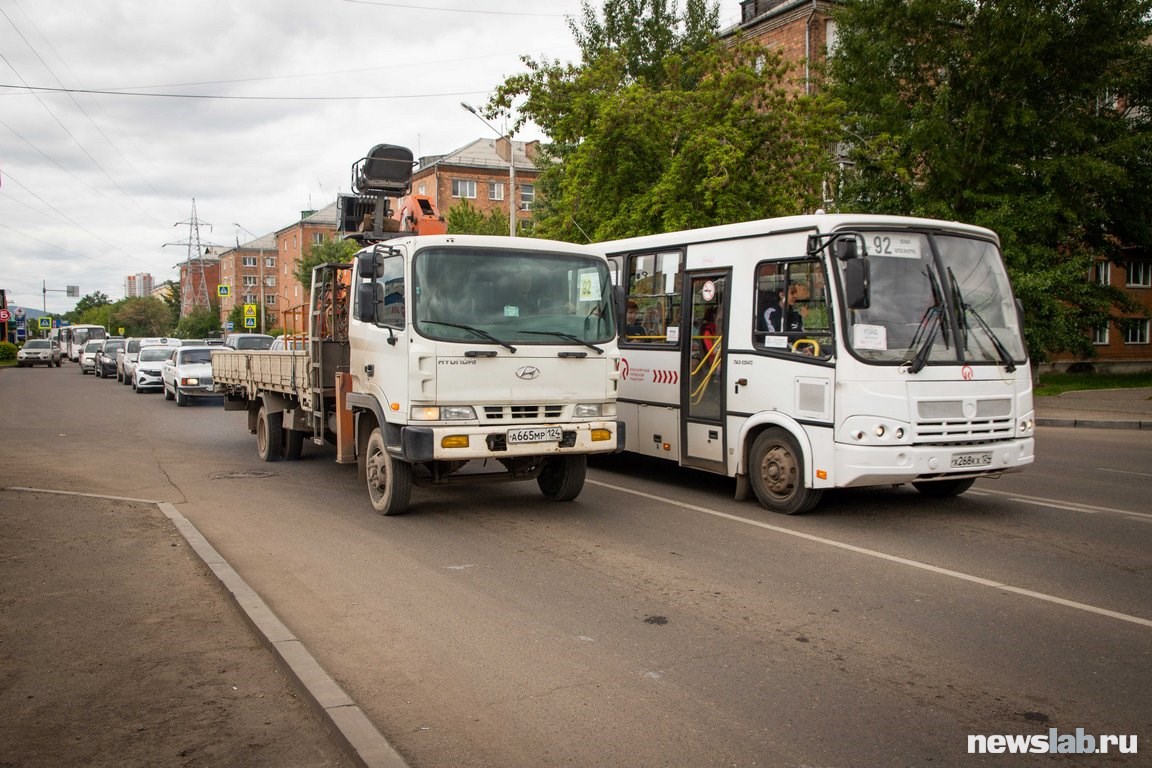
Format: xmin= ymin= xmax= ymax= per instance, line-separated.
xmin=217 ymin=233 xmax=278 ymax=331
xmin=275 ymin=203 xmax=340 ymax=334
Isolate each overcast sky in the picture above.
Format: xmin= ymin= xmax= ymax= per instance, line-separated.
xmin=1 ymin=1 xmax=744 ymax=316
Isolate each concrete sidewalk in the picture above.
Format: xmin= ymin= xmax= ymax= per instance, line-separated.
xmin=1034 ymin=387 xmax=1152 ymax=429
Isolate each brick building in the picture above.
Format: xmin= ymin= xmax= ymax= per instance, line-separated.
xmin=412 ymin=139 xmax=540 ymax=235
xmin=176 ymin=249 xmax=221 ymax=318
xmin=275 ymin=203 xmax=340 ymax=334
xmin=217 ymin=233 xmax=278 ymax=331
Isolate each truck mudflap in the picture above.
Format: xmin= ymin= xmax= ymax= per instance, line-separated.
xmin=397 ymin=421 xmax=621 ymax=463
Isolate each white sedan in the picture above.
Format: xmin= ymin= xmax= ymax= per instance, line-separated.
xmin=133 ymin=346 xmax=176 ymax=392
xmin=161 ymin=345 xmax=218 ymax=406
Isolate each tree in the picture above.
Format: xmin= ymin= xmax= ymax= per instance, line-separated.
xmin=446 ymin=200 xmax=510 ymax=235
xmin=69 ymin=291 xmax=111 ymax=323
xmin=174 ymin=308 xmax=221 ymax=340
xmin=110 ymin=297 xmax=174 ymax=337
xmin=492 ymin=0 xmax=842 ymax=242
xmin=226 ymin=303 xmax=269 ymax=335
xmin=828 ymin=0 xmax=1152 ymax=360
xmin=294 ymin=237 xmax=360 ymax=288
xmin=161 ymin=280 xmax=181 ymax=328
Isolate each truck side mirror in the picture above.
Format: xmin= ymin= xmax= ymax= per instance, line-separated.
xmin=844 ymin=258 xmax=870 ymax=310
xmin=357 ymin=251 xmax=385 ymax=280
xmin=356 ymin=283 xmax=383 ymax=323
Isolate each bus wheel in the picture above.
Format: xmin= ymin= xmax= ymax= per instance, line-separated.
xmin=365 ymin=428 xmax=412 ymax=515
xmin=537 ymin=455 xmax=587 ymax=501
xmin=256 ymin=406 xmax=283 ymax=462
xmin=748 ymin=428 xmax=822 ymax=515
xmin=912 ymin=478 xmax=975 ymax=497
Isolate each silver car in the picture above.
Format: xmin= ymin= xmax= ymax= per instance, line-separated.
xmin=133 ymin=346 xmax=175 ymax=392
xmin=79 ymin=340 xmax=103 ymax=374
xmin=161 ymin=345 xmax=218 ymax=406
xmin=17 ymin=339 xmax=63 ymax=367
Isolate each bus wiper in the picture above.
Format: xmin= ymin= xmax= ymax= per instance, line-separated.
xmin=946 ymin=267 xmax=969 ymax=349
xmin=905 ymin=306 xmax=942 ymax=374
xmin=422 ymin=321 xmax=517 ymax=353
xmin=946 ymin=267 xmax=1015 ymax=372
xmin=926 ymin=268 xmax=950 ymax=349
xmin=520 ymin=330 xmax=605 ymax=354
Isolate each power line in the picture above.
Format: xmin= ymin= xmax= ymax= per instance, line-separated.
xmin=340 ymin=0 xmax=568 ymax=17
xmin=0 ymin=82 xmax=491 ymax=101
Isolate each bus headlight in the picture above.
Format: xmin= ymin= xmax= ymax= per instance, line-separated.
xmin=842 ymin=416 xmax=912 ymax=445
xmin=411 ymin=405 xmax=477 ymax=421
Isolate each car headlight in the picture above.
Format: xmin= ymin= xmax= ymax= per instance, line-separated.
xmin=181 ymin=377 xmax=200 ymax=386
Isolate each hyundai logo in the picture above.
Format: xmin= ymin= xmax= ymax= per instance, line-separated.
xmin=515 ymin=366 xmax=541 ymax=381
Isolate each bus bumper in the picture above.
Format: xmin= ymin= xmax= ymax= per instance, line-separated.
xmin=832 ymin=437 xmax=1035 ymax=488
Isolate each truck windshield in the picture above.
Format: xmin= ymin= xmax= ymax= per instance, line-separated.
xmin=838 ymin=232 xmax=1026 ymax=368
xmin=413 ymin=246 xmax=615 ymax=345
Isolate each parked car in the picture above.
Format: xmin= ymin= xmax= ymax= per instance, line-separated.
xmin=161 ymin=345 xmax=218 ymax=406
xmin=120 ymin=337 xmax=180 ymax=384
xmin=269 ymin=335 xmax=306 ymax=351
xmin=94 ymin=338 xmax=127 ymax=378
xmin=224 ymin=333 xmax=274 ymax=350
xmin=16 ymin=339 xmax=62 ymax=367
xmin=79 ymin=340 xmax=103 ymax=374
xmin=133 ymin=346 xmax=175 ymax=392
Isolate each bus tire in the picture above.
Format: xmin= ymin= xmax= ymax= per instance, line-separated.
xmin=912 ymin=478 xmax=975 ymax=498
xmin=256 ymin=406 xmax=283 ymax=462
xmin=537 ymin=455 xmax=586 ymax=501
xmin=365 ymin=428 xmax=412 ymax=515
xmin=748 ymin=428 xmax=823 ymax=515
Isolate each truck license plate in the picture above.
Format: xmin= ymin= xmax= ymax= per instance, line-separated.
xmin=950 ymin=451 xmax=992 ymax=468
xmin=507 ymin=426 xmax=564 ymax=445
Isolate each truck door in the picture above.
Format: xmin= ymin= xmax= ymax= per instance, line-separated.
xmin=681 ymin=272 xmax=727 ymax=472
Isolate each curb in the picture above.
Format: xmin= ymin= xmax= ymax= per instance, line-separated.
xmin=155 ymin=500 xmax=411 ymax=768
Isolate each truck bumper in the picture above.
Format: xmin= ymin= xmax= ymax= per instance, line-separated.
xmin=399 ymin=421 xmax=623 ymax=462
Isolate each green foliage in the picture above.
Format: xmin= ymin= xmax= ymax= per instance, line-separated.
xmin=828 ymin=0 xmax=1152 ymax=360
xmin=295 ymin=237 xmax=360 ymax=288
xmin=174 ymin=308 xmax=221 ymax=340
xmin=446 ymin=199 xmax=511 ymax=235
xmin=110 ymin=297 xmax=174 ymax=338
xmin=1034 ymin=370 xmax=1152 ymax=396
xmin=0 ymin=341 xmax=16 ymax=361
xmin=226 ymin=303 xmax=269 ymax=334
xmin=492 ymin=0 xmax=841 ymax=242
xmin=161 ymin=281 xmax=181 ymax=328
xmin=68 ymin=291 xmax=111 ymax=322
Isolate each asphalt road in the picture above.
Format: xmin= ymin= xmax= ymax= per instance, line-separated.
xmin=3 ymin=363 xmax=1150 ymax=767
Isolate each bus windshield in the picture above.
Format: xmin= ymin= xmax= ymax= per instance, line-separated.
xmin=413 ymin=247 xmax=615 ymax=346
xmin=839 ymin=232 xmax=1026 ymax=368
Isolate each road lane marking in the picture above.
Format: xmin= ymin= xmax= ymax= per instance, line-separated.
xmin=1098 ymin=467 xmax=1152 ymax=479
xmin=587 ymin=480 xmax=1152 ymax=630
xmin=970 ymin=488 xmax=1152 ymax=520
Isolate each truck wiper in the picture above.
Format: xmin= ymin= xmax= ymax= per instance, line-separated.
xmin=946 ymin=267 xmax=1015 ymax=372
xmin=520 ymin=330 xmax=605 ymax=354
xmin=905 ymin=306 xmax=942 ymax=374
xmin=422 ymin=321 xmax=517 ymax=353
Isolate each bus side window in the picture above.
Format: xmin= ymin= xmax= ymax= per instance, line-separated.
xmin=755 ymin=260 xmax=833 ymax=359
xmin=624 ymin=250 xmax=681 ymax=345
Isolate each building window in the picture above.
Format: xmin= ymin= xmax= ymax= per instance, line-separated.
xmin=1093 ymin=260 xmax=1110 ymax=286
xmin=451 ymin=179 xmax=477 ymax=199
xmin=264 ymin=276 xmax=276 ymax=287
xmin=243 ymin=276 xmax=257 ymax=287
xmin=313 ymin=232 xmax=325 ymax=245
xmin=1093 ymin=324 xmax=1109 ymax=345
xmin=1126 ymin=261 xmax=1152 ymax=287
xmin=265 ymin=257 xmax=276 ymax=268
xmin=264 ymin=294 xmax=276 ymax=306
xmin=1123 ymin=318 xmax=1150 ymax=344
xmin=488 ymin=181 xmax=505 ymax=201
xmin=243 ymin=256 xmax=257 ymax=268
xmin=243 ymin=294 xmax=257 ymax=304
xmin=520 ymin=184 xmax=535 ymax=210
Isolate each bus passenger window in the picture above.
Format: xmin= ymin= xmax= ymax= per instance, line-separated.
xmin=755 ymin=261 xmax=833 ymax=359
xmin=624 ymin=250 xmax=681 ymax=344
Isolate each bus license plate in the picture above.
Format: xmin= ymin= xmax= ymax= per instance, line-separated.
xmin=507 ymin=427 xmax=564 ymax=445
xmin=950 ymin=451 xmax=992 ymax=468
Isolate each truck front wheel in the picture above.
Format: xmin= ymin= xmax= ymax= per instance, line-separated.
xmin=365 ymin=428 xmax=412 ymax=515
xmin=537 ymin=455 xmax=587 ymax=501
xmin=256 ymin=406 xmax=283 ymax=462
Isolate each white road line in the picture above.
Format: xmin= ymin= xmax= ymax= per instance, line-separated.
xmin=972 ymin=487 xmax=1152 ymax=520
xmin=1098 ymin=467 xmax=1152 ymax=479
xmin=587 ymin=479 xmax=1152 ymax=630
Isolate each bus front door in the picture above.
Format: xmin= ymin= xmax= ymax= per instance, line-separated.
xmin=681 ymin=272 xmax=727 ymax=472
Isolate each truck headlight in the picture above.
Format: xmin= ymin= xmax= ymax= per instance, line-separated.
xmin=574 ymin=403 xmax=616 ymax=418
xmin=411 ymin=405 xmax=477 ymax=421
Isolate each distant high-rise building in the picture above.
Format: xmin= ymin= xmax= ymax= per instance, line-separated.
xmin=125 ymin=272 xmax=154 ymax=299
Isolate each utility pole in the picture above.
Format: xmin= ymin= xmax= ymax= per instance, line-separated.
xmin=165 ymin=199 xmax=223 ymax=319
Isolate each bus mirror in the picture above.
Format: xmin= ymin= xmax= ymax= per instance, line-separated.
xmin=844 ymin=258 xmax=870 ymax=309
xmin=834 ymin=236 xmax=859 ymax=261
xmin=357 ymin=251 xmax=385 ymax=280
xmin=356 ymin=282 xmax=383 ymax=323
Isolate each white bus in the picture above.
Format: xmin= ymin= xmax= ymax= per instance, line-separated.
xmin=62 ymin=324 xmax=107 ymax=361
xmin=601 ymin=213 xmax=1035 ymax=514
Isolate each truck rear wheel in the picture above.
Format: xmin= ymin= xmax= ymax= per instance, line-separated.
xmin=365 ymin=428 xmax=412 ymax=515
xmin=282 ymin=428 xmax=304 ymax=460
xmin=748 ymin=428 xmax=823 ymax=515
xmin=537 ymin=455 xmax=587 ymax=501
xmin=256 ymin=406 xmax=283 ymax=462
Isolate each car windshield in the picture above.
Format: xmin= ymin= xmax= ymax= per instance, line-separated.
xmin=127 ymin=340 xmax=141 ymax=352
xmin=104 ymin=341 xmax=125 ymax=352
xmin=85 ymin=341 xmax=103 ymax=352
xmin=139 ymin=349 xmax=172 ymax=362
xmin=234 ymin=336 xmax=273 ymax=350
xmin=180 ymin=350 xmax=213 ymax=364
xmin=25 ymin=340 xmax=49 ymax=349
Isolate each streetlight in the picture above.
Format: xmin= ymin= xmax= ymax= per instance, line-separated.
xmin=233 ymin=223 xmax=267 ymax=333
xmin=461 ymin=102 xmax=516 ymax=237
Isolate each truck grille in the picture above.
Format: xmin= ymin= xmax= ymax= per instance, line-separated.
xmin=483 ymin=404 xmax=565 ymax=421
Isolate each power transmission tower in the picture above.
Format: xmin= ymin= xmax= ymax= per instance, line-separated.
xmin=166 ymin=199 xmax=223 ymax=318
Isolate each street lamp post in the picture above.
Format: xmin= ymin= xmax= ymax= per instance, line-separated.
xmin=233 ymin=223 xmax=266 ymax=334
xmin=461 ymin=102 xmax=516 ymax=237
